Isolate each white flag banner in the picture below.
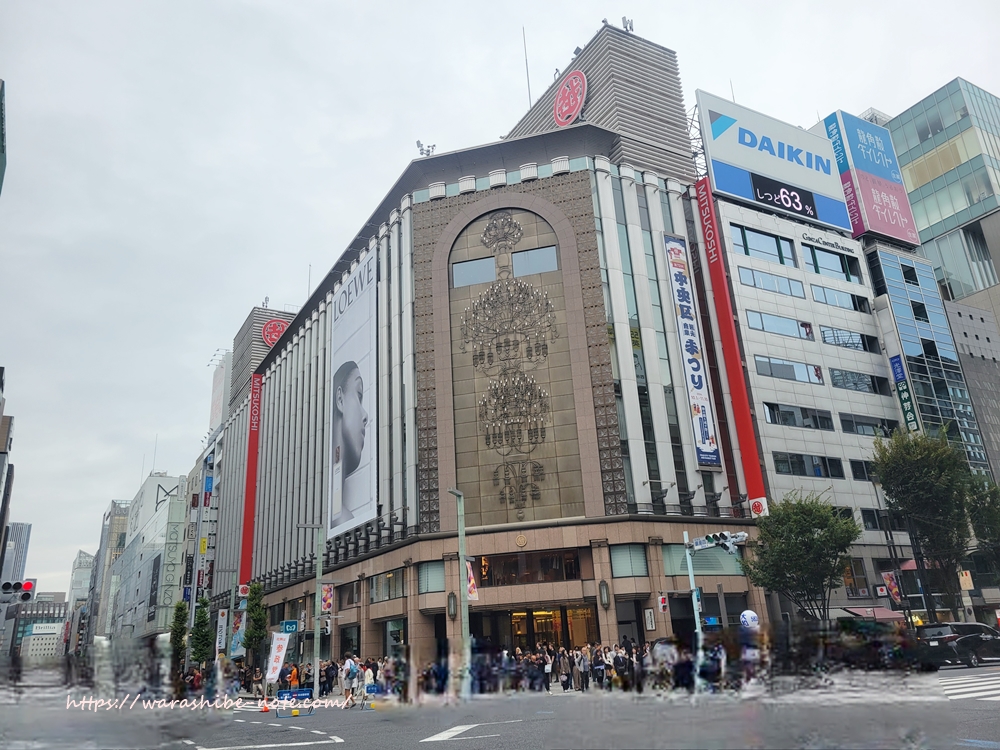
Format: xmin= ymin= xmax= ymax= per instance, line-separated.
xmin=215 ymin=609 xmax=228 ymax=659
xmin=265 ymin=632 xmax=290 ymax=684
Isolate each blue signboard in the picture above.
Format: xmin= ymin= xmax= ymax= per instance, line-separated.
xmin=837 ymin=111 xmax=902 ymax=184
xmin=889 ymin=355 xmax=906 ymax=383
xmin=204 ymin=475 xmax=213 ymax=494
xmin=281 ymin=620 xmax=299 ymax=634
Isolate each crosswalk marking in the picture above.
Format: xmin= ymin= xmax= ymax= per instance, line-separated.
xmin=939 ymin=672 xmax=1000 ymax=701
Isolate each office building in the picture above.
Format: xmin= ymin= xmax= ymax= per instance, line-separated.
xmin=2 ymin=592 xmax=66 ymax=657
xmin=0 ymin=367 xmax=15 ymax=579
xmin=1 ymin=521 xmax=30 ymax=582
xmin=106 ymin=474 xmax=184 ymax=641
xmin=83 ymin=499 xmax=131 ymax=644
xmin=67 ymin=550 xmax=94 ymax=607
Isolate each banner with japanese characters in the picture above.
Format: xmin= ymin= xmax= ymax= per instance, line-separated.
xmin=265 ymin=632 xmax=290 ymax=683
xmin=824 ymin=110 xmax=918 ymax=245
xmin=881 ymin=571 xmax=903 ymax=606
xmin=664 ymin=235 xmax=721 ymax=466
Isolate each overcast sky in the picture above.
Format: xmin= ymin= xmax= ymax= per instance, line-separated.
xmin=2 ymin=0 xmax=999 ymax=593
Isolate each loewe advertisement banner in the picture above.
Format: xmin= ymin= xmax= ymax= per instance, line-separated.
xmin=328 ymin=253 xmax=378 ymax=539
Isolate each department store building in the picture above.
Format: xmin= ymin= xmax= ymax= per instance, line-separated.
xmin=210 ymin=26 xmax=778 ymax=667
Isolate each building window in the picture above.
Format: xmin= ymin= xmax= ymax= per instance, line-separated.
xmin=830 ymin=368 xmax=890 ymax=395
xmin=730 ymin=224 xmax=796 ymax=267
xmin=477 ymin=549 xmax=582 ymax=587
xmin=417 ymin=561 xmax=445 ymax=594
xmin=912 ymin=301 xmax=929 ymax=322
xmin=737 ymin=266 xmax=805 ymax=298
xmin=820 ymin=326 xmax=880 ymax=353
xmin=833 ymin=507 xmax=855 ymax=521
xmin=841 ymin=413 xmax=898 ymax=437
xmin=763 ymin=402 xmax=834 ymax=430
xmin=773 ymin=452 xmax=845 ymax=479
xmin=269 ymin=604 xmax=283 ymax=627
xmin=452 ymin=257 xmax=495 ymax=288
xmin=811 ymin=285 xmax=871 ymax=313
xmin=843 ymin=558 xmax=870 ymax=597
xmin=805 ymin=245 xmax=862 ymax=284
xmin=338 ymin=581 xmax=361 ymax=610
xmin=747 ymin=310 xmax=814 ymax=340
xmin=609 ymin=544 xmax=649 ymax=578
xmin=850 ymin=460 xmax=879 ymax=482
xmin=755 ymin=355 xmax=823 ymax=384
xmin=512 ymin=246 xmax=558 ymax=276
xmin=369 ymin=569 xmax=406 ymax=604
xmin=902 ymin=264 xmax=920 ymax=285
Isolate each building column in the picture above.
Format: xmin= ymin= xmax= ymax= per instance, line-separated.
xmin=645 ymin=536 xmax=672 ymax=641
xmin=590 ymin=540 xmax=618 ymax=646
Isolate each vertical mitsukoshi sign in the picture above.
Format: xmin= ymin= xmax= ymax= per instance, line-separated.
xmin=329 ymin=253 xmax=378 ymax=539
xmin=239 ymin=373 xmax=262 ymax=585
xmin=664 ymin=235 xmax=720 ymax=466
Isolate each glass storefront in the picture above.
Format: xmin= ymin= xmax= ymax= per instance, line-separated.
xmin=339 ymin=625 xmax=359 ymax=658
xmin=384 ymin=618 xmax=406 ymax=657
xmin=470 ymin=605 xmax=600 ymax=653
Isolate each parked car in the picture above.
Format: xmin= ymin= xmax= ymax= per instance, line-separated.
xmin=914 ymin=622 xmax=1000 ymax=669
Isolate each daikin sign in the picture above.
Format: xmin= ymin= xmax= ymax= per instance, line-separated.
xmin=698 ymin=90 xmax=851 ymax=232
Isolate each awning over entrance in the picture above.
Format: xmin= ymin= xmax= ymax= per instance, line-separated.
xmin=844 ymin=606 xmax=905 ymax=622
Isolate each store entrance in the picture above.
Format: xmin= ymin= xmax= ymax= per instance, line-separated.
xmin=470 ymin=605 xmax=600 ymax=654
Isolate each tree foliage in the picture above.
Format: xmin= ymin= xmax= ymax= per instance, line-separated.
xmin=169 ymin=601 xmax=188 ymax=699
xmin=190 ymin=598 xmax=214 ymax=667
xmin=242 ymin=582 xmax=268 ymax=669
xmin=740 ymin=491 xmax=861 ymax=621
xmin=968 ymin=481 xmax=1000 ymax=578
xmin=872 ymin=429 xmax=976 ymax=617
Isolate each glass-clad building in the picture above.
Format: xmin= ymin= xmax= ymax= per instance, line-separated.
xmin=887 ymin=79 xmax=1000 ymax=300
xmin=866 ymin=247 xmax=990 ymax=473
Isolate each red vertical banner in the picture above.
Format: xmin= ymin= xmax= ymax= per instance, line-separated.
xmin=240 ymin=373 xmax=263 ymax=584
xmin=695 ymin=178 xmax=768 ymax=515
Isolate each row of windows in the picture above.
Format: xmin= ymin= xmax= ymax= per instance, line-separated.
xmin=772 ymin=452 xmax=884 ymax=484
xmin=730 ymin=224 xmax=863 ymax=284
xmin=738 ymin=266 xmax=805 ymax=298
xmin=755 ymin=355 xmax=891 ymax=396
xmin=766 ymin=405 xmax=897 ymax=436
xmin=812 ymin=284 xmax=871 ymax=313
xmin=746 ymin=309 xmax=880 ymax=353
xmin=452 ymin=245 xmax=558 ymax=288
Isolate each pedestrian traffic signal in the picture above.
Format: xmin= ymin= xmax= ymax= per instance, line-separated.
xmin=1 ymin=579 xmax=36 ymax=603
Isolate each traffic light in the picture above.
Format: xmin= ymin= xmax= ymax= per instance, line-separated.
xmin=323 ymin=619 xmax=331 ymax=636
xmin=1 ymin=579 xmax=36 ymax=603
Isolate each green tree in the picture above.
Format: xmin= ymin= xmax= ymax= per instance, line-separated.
xmin=968 ymin=480 xmax=1000 ymax=580
xmin=872 ymin=429 xmax=973 ymax=619
xmin=740 ymin=491 xmax=861 ymax=621
xmin=242 ymin=582 xmax=268 ymax=669
xmin=169 ymin=601 xmax=188 ymax=699
xmin=190 ymin=598 xmax=214 ymax=667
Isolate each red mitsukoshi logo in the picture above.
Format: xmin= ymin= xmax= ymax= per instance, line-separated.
xmin=553 ymin=70 xmax=587 ymax=127
xmin=261 ymin=318 xmax=289 ymax=346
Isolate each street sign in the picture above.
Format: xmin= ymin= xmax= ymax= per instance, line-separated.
xmin=238 ymin=584 xmax=250 ymax=598
xmin=281 ymin=620 xmax=299 ymax=634
xmin=691 ymin=537 xmax=713 ymax=551
xmin=959 ymin=570 xmax=974 ymax=591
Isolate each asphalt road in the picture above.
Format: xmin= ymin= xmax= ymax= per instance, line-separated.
xmin=3 ymin=668 xmax=1000 ymax=749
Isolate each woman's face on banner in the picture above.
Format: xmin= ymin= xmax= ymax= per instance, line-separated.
xmin=338 ymin=366 xmax=368 ymax=474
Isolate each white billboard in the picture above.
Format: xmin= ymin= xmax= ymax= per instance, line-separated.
xmin=32 ymin=623 xmax=62 ymax=636
xmin=328 ymin=253 xmax=378 ymax=539
xmin=697 ymin=90 xmax=850 ymax=232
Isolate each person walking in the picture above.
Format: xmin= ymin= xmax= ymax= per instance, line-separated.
xmin=540 ymin=644 xmax=553 ymax=694
xmin=289 ymin=662 xmax=299 ymax=691
xmin=252 ymin=666 xmax=264 ymax=699
xmin=579 ymin=648 xmax=590 ymax=692
xmin=341 ymin=653 xmax=359 ymax=708
xmin=558 ymin=648 xmax=572 ymax=691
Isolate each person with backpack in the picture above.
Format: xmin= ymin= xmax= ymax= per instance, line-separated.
xmin=341 ymin=652 xmax=359 ymax=708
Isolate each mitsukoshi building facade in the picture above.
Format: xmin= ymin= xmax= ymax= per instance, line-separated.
xmin=206 ymin=24 xmax=993 ymax=666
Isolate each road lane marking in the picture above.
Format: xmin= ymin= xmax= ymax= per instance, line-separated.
xmin=421 ymin=721 xmax=522 ymax=742
xmin=195 ymin=740 xmax=343 ymax=750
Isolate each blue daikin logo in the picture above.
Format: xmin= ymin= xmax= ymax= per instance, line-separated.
xmin=709 ymin=110 xmax=737 ymax=140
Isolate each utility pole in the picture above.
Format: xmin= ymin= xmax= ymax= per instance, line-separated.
xmin=297 ymin=523 xmax=325 ymax=699
xmin=448 ymin=489 xmax=472 ymax=702
xmin=683 ymin=531 xmax=705 ymax=695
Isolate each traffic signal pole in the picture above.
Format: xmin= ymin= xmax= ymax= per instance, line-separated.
xmin=683 ymin=531 xmax=705 ymax=695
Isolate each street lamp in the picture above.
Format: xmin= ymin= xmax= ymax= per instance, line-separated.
xmin=682 ymin=531 xmax=705 ymax=696
xmin=447 ymin=488 xmax=472 ymax=702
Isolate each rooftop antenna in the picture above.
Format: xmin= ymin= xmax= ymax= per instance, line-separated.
xmin=308 ymin=264 xmax=311 ymax=299
xmin=263 ymin=296 xmax=269 ymax=309
xmin=730 ymin=80 xmax=736 ymax=103
xmin=622 ymin=17 xmax=633 ymax=32
xmin=416 ymin=140 xmax=436 ymax=157
xmin=140 ymin=454 xmax=145 ymax=487
xmin=522 ymin=27 xmax=532 ymax=108
xmin=151 ymin=434 xmax=158 ymax=476
xmin=554 ymin=67 xmax=560 ymax=81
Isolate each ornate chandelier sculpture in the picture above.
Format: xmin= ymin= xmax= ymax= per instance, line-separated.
xmin=480 ymin=210 xmax=524 ymax=255
xmin=460 ymin=278 xmax=558 ymax=375
xmin=478 ymin=372 xmax=550 ymax=457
